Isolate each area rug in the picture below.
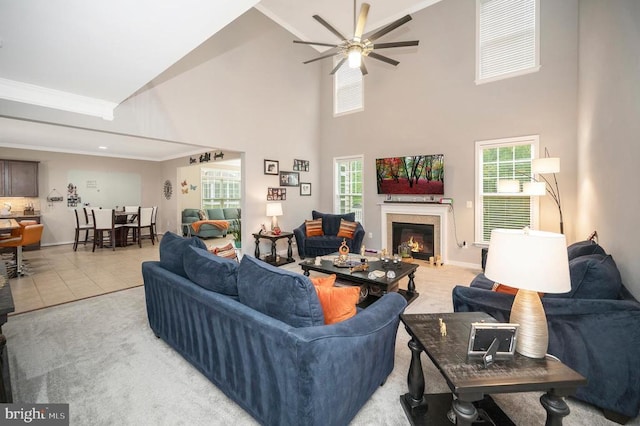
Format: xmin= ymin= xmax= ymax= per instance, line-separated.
xmin=4 ymin=268 xmax=634 ymax=425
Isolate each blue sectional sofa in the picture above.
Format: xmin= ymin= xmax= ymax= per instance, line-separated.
xmin=293 ymin=211 xmax=365 ymax=258
xmin=142 ymin=232 xmax=407 ymax=426
xmin=181 ymin=208 xmax=240 ymax=238
xmin=452 ymin=240 xmax=640 ymax=422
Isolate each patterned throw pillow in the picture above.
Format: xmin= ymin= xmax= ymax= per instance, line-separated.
xmin=336 ymin=219 xmax=357 ymax=239
xmin=210 ymin=242 xmax=238 ymax=261
xmin=197 ymin=209 xmax=208 ymax=220
xmin=305 ymin=218 xmax=324 ymax=237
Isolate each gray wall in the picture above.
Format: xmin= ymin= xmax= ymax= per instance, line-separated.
xmin=577 ymin=0 xmax=640 ymax=298
xmin=318 ymin=0 xmax=579 ymax=266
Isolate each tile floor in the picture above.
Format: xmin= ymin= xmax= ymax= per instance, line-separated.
xmin=6 ymin=235 xmax=234 ymax=315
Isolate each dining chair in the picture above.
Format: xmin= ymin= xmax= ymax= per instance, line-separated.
xmin=0 ymin=223 xmax=44 ymax=276
xmin=91 ymin=209 xmax=123 ymax=251
xmin=151 ymin=206 xmax=158 ymax=243
xmin=73 ymin=208 xmax=93 ymax=251
xmin=125 ymin=207 xmax=154 ymax=247
xmin=124 ymin=206 xmax=139 ymax=223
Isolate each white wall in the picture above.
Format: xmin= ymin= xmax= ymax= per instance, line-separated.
xmin=577 ymin=0 xmax=640 ymax=298
xmin=317 ymin=0 xmax=579 ymax=267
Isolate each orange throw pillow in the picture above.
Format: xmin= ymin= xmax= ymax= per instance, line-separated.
xmin=336 ymin=219 xmax=357 ymax=239
xmin=305 ymin=218 xmax=324 ymax=237
xmin=310 ymin=274 xmax=336 ymax=287
xmin=314 ymin=285 xmax=359 ymax=325
xmin=492 ymin=283 xmax=544 ymax=297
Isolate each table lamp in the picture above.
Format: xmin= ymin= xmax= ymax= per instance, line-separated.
xmin=266 ymin=202 xmax=283 ymax=231
xmin=484 ymin=228 xmax=570 ymax=358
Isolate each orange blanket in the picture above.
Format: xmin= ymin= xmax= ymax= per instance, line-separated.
xmin=190 ymin=220 xmax=230 ymax=233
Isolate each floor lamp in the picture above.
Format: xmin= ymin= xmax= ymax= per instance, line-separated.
xmin=484 ymin=228 xmax=571 ymax=358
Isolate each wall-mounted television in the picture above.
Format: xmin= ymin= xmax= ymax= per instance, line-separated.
xmin=375 ymin=154 xmax=444 ymax=195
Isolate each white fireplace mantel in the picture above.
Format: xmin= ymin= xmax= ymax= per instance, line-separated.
xmin=380 ymin=202 xmax=450 ymax=263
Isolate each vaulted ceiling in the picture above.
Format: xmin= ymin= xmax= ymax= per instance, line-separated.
xmin=0 ymin=0 xmax=440 ymax=160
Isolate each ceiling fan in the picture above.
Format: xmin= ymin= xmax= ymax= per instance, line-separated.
xmin=293 ymin=1 xmax=419 ymax=76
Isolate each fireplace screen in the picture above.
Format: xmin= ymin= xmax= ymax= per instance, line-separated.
xmin=392 ymin=222 xmax=434 ymax=260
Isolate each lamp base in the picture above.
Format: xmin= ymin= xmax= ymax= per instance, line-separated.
xmin=510 ymin=289 xmax=548 ymax=358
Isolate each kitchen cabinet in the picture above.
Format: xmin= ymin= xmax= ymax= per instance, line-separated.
xmin=0 ymin=160 xmax=39 ymax=197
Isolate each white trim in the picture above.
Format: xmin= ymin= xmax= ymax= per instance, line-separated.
xmin=0 ymin=77 xmax=117 ymax=120
xmin=380 ymin=203 xmax=449 ymax=264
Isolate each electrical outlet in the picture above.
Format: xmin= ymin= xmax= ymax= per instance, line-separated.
xmin=466 ymin=201 xmax=473 ymax=209
xmin=368 ymin=232 xmax=373 ymax=239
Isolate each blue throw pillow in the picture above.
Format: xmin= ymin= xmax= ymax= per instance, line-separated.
xmin=312 ymin=210 xmax=356 ymax=236
xmin=237 ymin=255 xmax=324 ymax=327
xmin=183 ymin=246 xmax=238 ymax=296
xmin=548 ymin=254 xmax=622 ymax=300
xmin=567 ymin=240 xmax=606 ymax=260
xmin=159 ymin=232 xmax=206 ymax=278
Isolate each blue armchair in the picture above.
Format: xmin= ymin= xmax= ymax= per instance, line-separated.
xmin=452 ymin=241 xmax=640 ymax=422
xmin=293 ymin=211 xmax=365 ymax=258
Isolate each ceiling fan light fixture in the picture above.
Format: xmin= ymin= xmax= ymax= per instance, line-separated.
xmin=348 ymin=46 xmax=362 ymax=68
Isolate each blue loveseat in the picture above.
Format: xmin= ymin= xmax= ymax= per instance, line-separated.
xmin=293 ymin=211 xmax=365 ymax=258
xmin=452 ymin=240 xmax=640 ymax=422
xmin=182 ymin=208 xmax=240 ymax=238
xmin=143 ymin=232 xmax=407 ymax=426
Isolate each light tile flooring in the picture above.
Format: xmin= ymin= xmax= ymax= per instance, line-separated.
xmin=7 ymin=235 xmax=234 ymax=315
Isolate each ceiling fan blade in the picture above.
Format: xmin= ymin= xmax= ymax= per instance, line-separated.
xmin=373 ymin=40 xmax=419 ymax=49
xmin=330 ymin=57 xmax=347 ymax=75
xmin=293 ymin=40 xmax=339 ymax=48
xmin=360 ymin=60 xmax=368 ymax=76
xmin=313 ymin=15 xmax=347 ymax=41
xmin=367 ymin=15 xmax=412 ymax=42
xmin=353 ymin=3 xmax=370 ymax=42
xmin=368 ymin=51 xmax=400 ymax=66
xmin=303 ymin=51 xmax=340 ymax=64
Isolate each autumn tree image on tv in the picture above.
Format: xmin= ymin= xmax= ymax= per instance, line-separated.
xmin=376 ymin=154 xmax=444 ymax=195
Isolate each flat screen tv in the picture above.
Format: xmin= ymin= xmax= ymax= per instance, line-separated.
xmin=376 ymin=154 xmax=444 ymax=195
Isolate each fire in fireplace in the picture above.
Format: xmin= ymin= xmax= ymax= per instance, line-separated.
xmin=392 ymin=222 xmax=434 ymax=260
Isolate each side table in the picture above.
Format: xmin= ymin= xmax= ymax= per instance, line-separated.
xmin=252 ymin=232 xmax=294 ymax=267
xmin=400 ymin=312 xmax=587 ymax=426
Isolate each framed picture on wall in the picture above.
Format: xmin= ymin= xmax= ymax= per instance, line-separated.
xmin=293 ymin=159 xmax=309 ymax=172
xmin=264 ymin=159 xmax=279 ymax=175
xmin=279 ymin=171 xmax=299 ymax=187
xmin=300 ymin=182 xmax=311 ymax=196
xmin=267 ymin=187 xmax=286 ymax=201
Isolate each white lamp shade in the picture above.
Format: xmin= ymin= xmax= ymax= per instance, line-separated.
xmin=532 ymin=157 xmax=560 ymax=174
xmin=497 ymin=179 xmax=520 ymax=193
xmin=484 ymin=228 xmax=570 ymax=294
xmin=266 ymin=202 xmax=283 ymax=217
xmin=523 ymin=181 xmax=547 ymax=196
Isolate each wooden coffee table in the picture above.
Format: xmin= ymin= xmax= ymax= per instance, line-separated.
xmin=299 ymin=256 xmax=419 ymax=306
xmin=400 ymin=312 xmax=587 ymax=425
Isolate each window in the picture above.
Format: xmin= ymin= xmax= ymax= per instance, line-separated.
xmin=334 ymin=156 xmax=364 ymax=223
xmin=476 ymin=0 xmax=540 ymax=84
xmin=201 ymin=167 xmax=241 ymax=209
xmin=334 ymin=59 xmax=363 ymax=116
xmin=475 ymin=135 xmax=539 ymax=244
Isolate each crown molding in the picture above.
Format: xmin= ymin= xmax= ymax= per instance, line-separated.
xmin=0 ymin=78 xmax=117 ymax=120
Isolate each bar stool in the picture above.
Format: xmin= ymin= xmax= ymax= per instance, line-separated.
xmin=0 ymin=223 xmax=44 ymax=276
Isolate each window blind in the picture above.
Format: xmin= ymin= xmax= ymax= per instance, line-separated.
xmin=477 ymin=0 xmax=538 ymax=82
xmin=334 ymin=62 xmax=363 ymax=115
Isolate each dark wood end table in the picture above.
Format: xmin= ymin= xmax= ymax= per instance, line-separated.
xmin=400 ymin=312 xmax=587 ymax=426
xmin=252 ymin=232 xmax=294 ymax=266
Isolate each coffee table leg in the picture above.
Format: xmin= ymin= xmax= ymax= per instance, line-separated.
xmin=452 ymin=399 xmax=478 ymax=426
xmin=540 ymin=392 xmax=570 ymax=426
xmin=401 ymin=334 xmax=428 ymax=416
xmin=407 ymin=271 xmax=416 ymax=294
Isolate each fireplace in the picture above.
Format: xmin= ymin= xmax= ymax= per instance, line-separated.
xmin=380 ymin=203 xmax=449 ymax=264
xmin=392 ymin=222 xmax=434 ymax=260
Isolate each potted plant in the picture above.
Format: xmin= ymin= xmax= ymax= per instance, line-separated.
xmin=229 ymin=219 xmax=241 ymax=248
